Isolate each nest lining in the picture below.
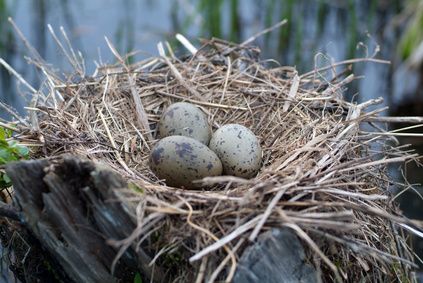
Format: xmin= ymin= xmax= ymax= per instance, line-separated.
xmin=4 ymin=37 xmax=422 ymax=282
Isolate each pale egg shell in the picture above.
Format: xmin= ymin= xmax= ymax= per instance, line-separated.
xmin=149 ymin=135 xmax=222 ymax=189
xmin=158 ymin=102 xmax=211 ymax=145
xmin=209 ymin=124 xmax=262 ymax=178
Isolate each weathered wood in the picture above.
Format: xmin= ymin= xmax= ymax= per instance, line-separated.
xmin=0 ymin=202 xmax=20 ymax=222
xmin=0 ymin=220 xmax=71 ymax=283
xmin=5 ymin=156 xmax=154 ymax=283
xmin=5 ymin=156 xmax=322 ymax=283
xmin=233 ymin=228 xmax=320 ymax=283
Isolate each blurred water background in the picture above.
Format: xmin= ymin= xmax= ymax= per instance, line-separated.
xmin=0 ymin=0 xmax=423 ymax=281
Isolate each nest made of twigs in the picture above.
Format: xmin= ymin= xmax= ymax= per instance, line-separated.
xmin=3 ymin=34 xmax=422 ymax=282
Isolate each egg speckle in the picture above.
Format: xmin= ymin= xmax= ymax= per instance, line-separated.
xmin=149 ymin=136 xmax=222 ymax=189
xmin=209 ymin=124 xmax=262 ymax=178
xmin=158 ymin=102 xmax=211 ymax=144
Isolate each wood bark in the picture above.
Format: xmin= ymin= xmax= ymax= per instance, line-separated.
xmin=5 ymin=156 xmax=154 ymax=283
xmin=233 ymin=228 xmax=320 ymax=283
xmin=5 ymin=156 xmax=319 ymax=283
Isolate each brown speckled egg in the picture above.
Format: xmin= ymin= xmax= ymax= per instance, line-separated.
xmin=209 ymin=124 xmax=262 ymax=178
xmin=149 ymin=135 xmax=222 ymax=189
xmin=158 ymin=102 xmax=211 ymax=145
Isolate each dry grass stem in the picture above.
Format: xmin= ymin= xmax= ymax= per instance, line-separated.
xmin=3 ymin=30 xmax=423 ymax=282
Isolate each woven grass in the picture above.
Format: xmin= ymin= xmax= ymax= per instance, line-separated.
xmin=1 ymin=24 xmax=423 ymax=282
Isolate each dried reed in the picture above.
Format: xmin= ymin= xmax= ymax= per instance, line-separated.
xmin=2 ymin=22 xmax=423 ymax=282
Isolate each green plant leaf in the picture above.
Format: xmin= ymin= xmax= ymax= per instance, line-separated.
xmin=15 ymin=145 xmax=29 ymax=157
xmin=0 ymin=172 xmax=11 ymax=189
xmin=2 ymin=173 xmax=10 ymax=183
xmin=0 ymin=179 xmax=8 ymax=189
xmin=0 ymin=127 xmax=5 ymax=141
xmin=0 ymin=148 xmax=17 ymax=164
xmin=0 ymin=127 xmax=12 ymax=141
xmin=133 ymin=272 xmax=142 ymax=283
xmin=0 ymin=126 xmax=30 ymax=164
xmin=398 ymin=1 xmax=423 ymax=60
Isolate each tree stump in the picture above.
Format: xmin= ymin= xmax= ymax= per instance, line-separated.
xmin=233 ymin=228 xmax=320 ymax=283
xmin=4 ymin=156 xmax=320 ymax=283
xmin=5 ymin=156 xmax=154 ymax=283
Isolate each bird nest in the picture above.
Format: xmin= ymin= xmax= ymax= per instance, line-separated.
xmin=2 ymin=32 xmax=422 ymax=282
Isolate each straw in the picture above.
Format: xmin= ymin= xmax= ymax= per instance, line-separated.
xmin=3 ymin=30 xmax=423 ymax=282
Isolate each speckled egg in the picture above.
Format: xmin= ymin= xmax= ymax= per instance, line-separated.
xmin=158 ymin=102 xmax=211 ymax=145
xmin=149 ymin=135 xmax=222 ymax=189
xmin=209 ymin=124 xmax=262 ymax=178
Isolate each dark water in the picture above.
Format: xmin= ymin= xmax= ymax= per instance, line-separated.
xmin=0 ymin=0 xmax=412 ymax=111
xmin=0 ymin=0 xmax=422 ymax=279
